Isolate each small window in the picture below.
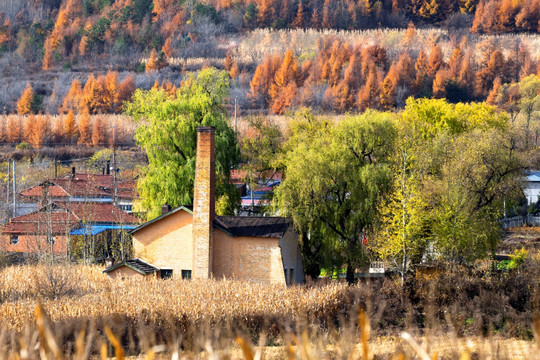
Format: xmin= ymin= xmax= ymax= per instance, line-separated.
xmin=9 ymin=235 xmax=18 ymax=245
xmin=181 ymin=270 xmax=191 ymax=280
xmin=160 ymin=269 xmax=173 ymax=279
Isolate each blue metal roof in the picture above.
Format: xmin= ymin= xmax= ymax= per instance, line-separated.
xmin=70 ymin=225 xmax=137 ymax=236
xmin=526 ymin=170 xmax=540 ymax=182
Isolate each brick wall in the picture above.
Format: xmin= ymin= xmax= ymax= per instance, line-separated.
xmin=213 ymin=229 xmax=287 ymax=285
xmin=0 ymin=234 xmax=68 ymax=254
xmin=132 ymin=209 xmax=193 ymax=277
xmin=107 ymin=265 xmax=148 ymax=280
xmin=192 ymin=127 xmax=215 ymax=279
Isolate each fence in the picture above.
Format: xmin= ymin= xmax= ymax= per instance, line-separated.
xmin=500 ymin=215 xmax=540 ymax=229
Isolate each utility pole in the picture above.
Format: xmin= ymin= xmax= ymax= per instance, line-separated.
xmin=54 ymin=158 xmax=58 ymax=178
xmin=6 ymin=160 xmax=10 ymax=217
xmin=12 ymin=160 xmax=16 ymax=216
xmin=112 ymin=119 xmax=118 ymax=206
xmin=234 ymin=97 xmax=238 ymax=135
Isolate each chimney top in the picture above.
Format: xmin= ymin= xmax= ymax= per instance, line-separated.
xmin=161 ymin=204 xmax=172 ymax=215
xmin=197 ymin=126 xmax=215 ymax=133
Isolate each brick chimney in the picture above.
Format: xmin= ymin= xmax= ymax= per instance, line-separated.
xmin=192 ymin=126 xmax=215 ymax=279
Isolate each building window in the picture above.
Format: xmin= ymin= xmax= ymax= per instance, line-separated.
xmin=181 ymin=270 xmax=191 ymax=280
xmin=9 ymin=235 xmax=18 ymax=245
xmin=160 ymin=269 xmax=173 ymax=279
xmin=120 ymin=204 xmax=133 ymax=212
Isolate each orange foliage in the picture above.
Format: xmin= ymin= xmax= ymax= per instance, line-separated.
xmin=16 ymin=83 xmax=34 ymax=115
xmin=64 ymin=110 xmax=77 ymax=144
xmin=162 ymin=37 xmax=174 ymax=59
xmin=61 ymin=79 xmax=83 ymax=114
xmin=92 ymin=116 xmax=107 ymax=147
xmin=146 ymin=49 xmax=164 ymax=72
xmin=77 ymin=107 xmax=92 ymax=145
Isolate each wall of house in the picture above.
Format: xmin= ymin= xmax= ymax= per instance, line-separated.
xmin=213 ymin=230 xmax=286 ymax=285
xmin=279 ymin=228 xmax=305 ymax=285
xmin=524 ymin=182 xmax=540 ymax=205
xmin=107 ymin=266 xmax=147 ymax=280
xmin=132 ymin=209 xmax=193 ymax=278
xmin=0 ymin=235 xmax=67 ymax=254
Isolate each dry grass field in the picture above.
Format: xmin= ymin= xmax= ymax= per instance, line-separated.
xmin=0 ymin=264 xmax=538 ymax=358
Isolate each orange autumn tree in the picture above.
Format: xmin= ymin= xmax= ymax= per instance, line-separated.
xmin=78 ymin=107 xmax=92 ymax=145
xmin=269 ymin=50 xmax=299 ymax=113
xmin=117 ymin=75 xmax=136 ymax=107
xmin=64 ymin=110 xmax=77 ymax=144
xmin=250 ymin=54 xmax=281 ymax=107
xmin=61 ymin=79 xmax=83 ymax=114
xmin=28 ymin=114 xmax=48 ymax=148
xmin=17 ymin=83 xmax=35 ymax=115
xmin=358 ymin=64 xmax=380 ymax=110
xmin=92 ymin=116 xmax=107 ymax=147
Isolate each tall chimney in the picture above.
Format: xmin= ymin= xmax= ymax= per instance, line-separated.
xmin=192 ymin=126 xmax=215 ymax=279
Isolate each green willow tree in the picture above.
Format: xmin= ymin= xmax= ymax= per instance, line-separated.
xmin=374 ymin=98 xmax=523 ymax=278
xmin=276 ymin=110 xmax=396 ymax=283
xmin=125 ymin=68 xmax=239 ymax=219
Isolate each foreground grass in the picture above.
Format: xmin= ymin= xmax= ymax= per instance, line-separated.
xmin=0 ymin=264 xmax=538 ymax=358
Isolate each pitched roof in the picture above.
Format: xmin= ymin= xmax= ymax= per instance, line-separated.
xmin=214 ymin=216 xmax=290 ymax=238
xmin=230 ymin=170 xmax=283 ymax=183
xmin=130 ymin=204 xmax=290 ymax=239
xmin=20 ymin=173 xmax=137 ymax=199
xmin=2 ymin=202 xmax=139 ymax=235
xmin=128 ymin=206 xmax=193 ymax=234
xmin=103 ymin=258 xmax=160 ymax=275
xmin=57 ymin=202 xmax=139 ymax=224
xmin=526 ymin=170 xmax=540 ymax=182
xmin=2 ymin=204 xmax=78 ymax=235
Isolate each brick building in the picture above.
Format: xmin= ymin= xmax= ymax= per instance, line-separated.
xmin=0 ymin=201 xmax=139 ymax=258
xmin=104 ymin=127 xmax=304 ymax=285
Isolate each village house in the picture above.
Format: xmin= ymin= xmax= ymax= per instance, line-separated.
xmin=0 ymin=201 xmax=139 ymax=259
xmin=524 ymin=170 xmax=540 ymax=206
xmin=229 ymin=169 xmax=282 ymax=215
xmin=19 ymin=170 xmax=137 ymax=214
xmin=104 ymin=127 xmax=304 ymax=285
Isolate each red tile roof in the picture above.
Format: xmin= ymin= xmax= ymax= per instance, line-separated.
xmin=19 ymin=173 xmax=137 ymax=200
xmin=2 ymin=202 xmax=139 ymax=235
xmin=57 ymin=202 xmax=139 ymax=224
xmin=230 ymin=170 xmax=282 ymax=183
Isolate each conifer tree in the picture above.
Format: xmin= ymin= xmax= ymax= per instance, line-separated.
xmin=17 ymin=83 xmax=35 ymax=115
xmin=61 ymin=79 xmax=83 ymax=114
xmin=92 ymin=116 xmax=107 ymax=147
xmin=64 ymin=110 xmax=77 ymax=144
xmin=292 ymin=0 xmax=305 ymax=28
xmin=78 ymin=107 xmax=92 ymax=145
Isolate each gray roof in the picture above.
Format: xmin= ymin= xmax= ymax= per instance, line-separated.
xmin=103 ymin=258 xmax=159 ymax=275
xmin=130 ymin=205 xmax=291 ymax=239
xmin=214 ymin=216 xmax=290 ymax=238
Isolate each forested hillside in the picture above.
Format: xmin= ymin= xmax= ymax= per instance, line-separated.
xmin=0 ymin=0 xmax=539 ymax=146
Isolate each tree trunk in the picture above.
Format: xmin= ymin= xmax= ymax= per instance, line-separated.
xmin=346 ymin=262 xmax=355 ymax=284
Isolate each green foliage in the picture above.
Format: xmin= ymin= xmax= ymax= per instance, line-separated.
xmin=16 ymin=142 xmax=30 ymax=150
xmin=83 ymin=0 xmax=113 ymax=16
xmin=240 ymin=116 xmax=282 ymax=213
xmin=125 ymin=67 xmax=238 ymax=219
xmin=508 ymin=247 xmax=528 ymax=270
xmin=194 ymin=3 xmax=220 ymax=23
xmin=243 ymin=3 xmax=258 ymax=28
xmin=276 ymin=109 xmax=396 ymax=282
xmin=400 ymin=98 xmax=508 ymax=139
